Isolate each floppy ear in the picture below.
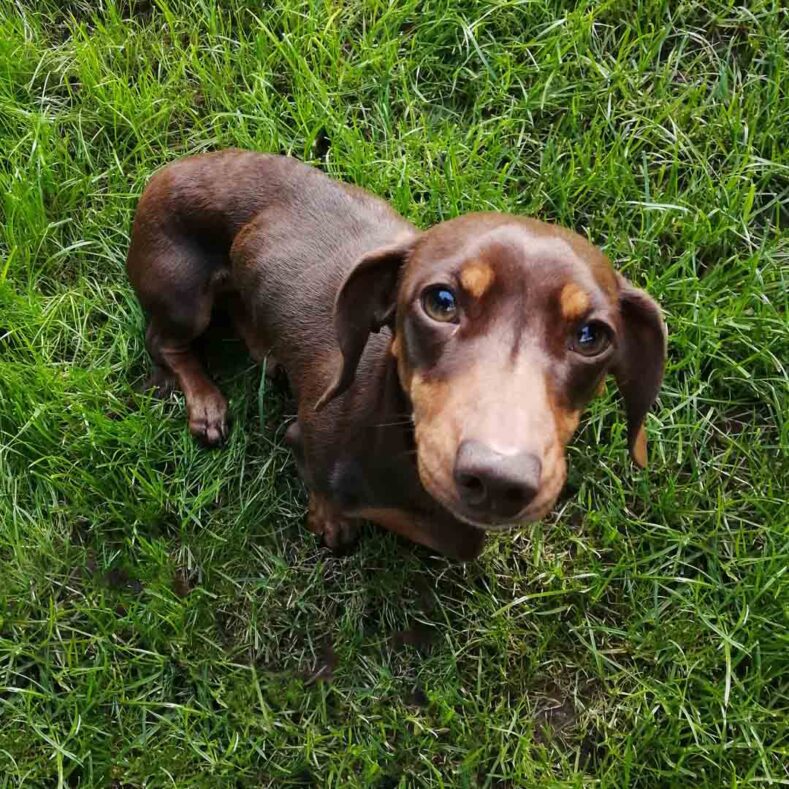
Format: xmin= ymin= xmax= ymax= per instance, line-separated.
xmin=612 ymin=275 xmax=667 ymax=468
xmin=315 ymin=236 xmax=416 ymax=410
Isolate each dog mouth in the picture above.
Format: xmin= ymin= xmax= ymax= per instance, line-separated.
xmin=416 ymin=453 xmax=566 ymax=531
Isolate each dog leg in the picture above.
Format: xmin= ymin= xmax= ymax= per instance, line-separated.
xmin=146 ymin=321 xmax=228 ymax=446
xmin=129 ymin=223 xmax=232 ymax=447
xmin=140 ymin=363 xmax=176 ymax=398
xmin=307 ymin=493 xmax=358 ymax=552
xmin=263 ymin=355 xmax=282 ymax=379
xmin=220 ymin=290 xmax=282 ymax=378
xmin=284 ymin=420 xmax=306 ymax=475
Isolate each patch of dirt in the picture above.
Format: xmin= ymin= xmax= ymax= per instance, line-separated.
xmin=303 ymin=641 xmax=337 ymax=685
xmin=171 ymin=567 xmax=194 ymax=598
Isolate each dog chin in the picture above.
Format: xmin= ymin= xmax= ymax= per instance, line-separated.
xmin=449 ymin=507 xmax=539 ymax=531
xmin=422 ymin=481 xmax=543 ymax=531
xmin=431 ymin=484 xmax=559 ymax=531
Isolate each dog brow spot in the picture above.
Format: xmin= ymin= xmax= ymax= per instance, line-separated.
xmin=460 ymin=261 xmax=495 ymax=299
xmin=560 ymin=283 xmax=590 ymax=321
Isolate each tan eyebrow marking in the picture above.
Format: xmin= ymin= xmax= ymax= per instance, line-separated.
xmin=459 ymin=261 xmax=495 ymax=299
xmin=559 ymin=283 xmax=591 ymax=321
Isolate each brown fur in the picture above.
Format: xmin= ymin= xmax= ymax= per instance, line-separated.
xmin=127 ymin=150 xmax=666 ymax=560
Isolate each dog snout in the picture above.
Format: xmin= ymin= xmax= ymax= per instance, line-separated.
xmin=453 ymin=440 xmax=541 ymax=519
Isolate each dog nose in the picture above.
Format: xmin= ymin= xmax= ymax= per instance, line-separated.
xmin=454 ymin=440 xmax=541 ymax=519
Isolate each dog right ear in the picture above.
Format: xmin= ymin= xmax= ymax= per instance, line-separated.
xmin=315 ymin=234 xmax=417 ymax=410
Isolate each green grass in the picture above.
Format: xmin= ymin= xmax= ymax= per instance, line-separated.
xmin=0 ymin=0 xmax=787 ymax=785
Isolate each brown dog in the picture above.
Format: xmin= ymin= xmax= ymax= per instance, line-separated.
xmin=127 ymin=150 xmax=666 ymax=560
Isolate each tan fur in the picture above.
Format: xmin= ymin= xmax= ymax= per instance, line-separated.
xmin=393 ymin=333 xmax=415 ymax=395
xmin=520 ymin=442 xmax=566 ymax=522
xmin=409 ymin=372 xmax=460 ymax=504
xmin=460 ymin=260 xmax=495 ymax=299
xmin=632 ymin=425 xmax=648 ymax=468
xmin=559 ymin=283 xmax=590 ymax=321
xmin=355 ymin=507 xmax=446 ymax=554
xmin=410 ymin=373 xmax=448 ymax=420
xmin=353 ymin=506 xmax=485 ymax=561
xmin=410 ymin=374 xmax=453 ymax=461
xmin=546 ymin=379 xmax=581 ymax=446
xmin=555 ymin=408 xmax=580 ymax=444
xmin=530 ymin=389 xmax=580 ymax=521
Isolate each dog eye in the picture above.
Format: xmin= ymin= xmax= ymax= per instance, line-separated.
xmin=572 ymin=321 xmax=611 ymax=356
xmin=422 ymin=286 xmax=458 ymax=323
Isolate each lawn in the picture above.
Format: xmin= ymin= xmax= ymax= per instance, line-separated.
xmin=0 ymin=1 xmax=786 ymax=786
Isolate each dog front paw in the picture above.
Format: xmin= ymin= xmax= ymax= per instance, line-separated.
xmin=307 ymin=494 xmax=358 ymax=553
xmin=187 ymin=389 xmax=228 ymax=447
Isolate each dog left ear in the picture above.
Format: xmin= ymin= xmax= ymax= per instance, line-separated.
xmin=612 ymin=275 xmax=667 ymax=468
xmin=315 ymin=235 xmax=417 ymax=410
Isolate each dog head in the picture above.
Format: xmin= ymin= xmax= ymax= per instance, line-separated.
xmin=319 ymin=213 xmax=666 ymax=529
